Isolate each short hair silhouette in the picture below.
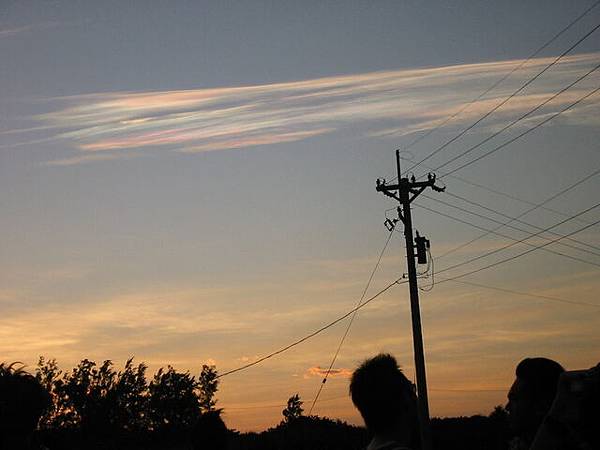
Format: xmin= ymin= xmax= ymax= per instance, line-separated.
xmin=515 ymin=357 xmax=564 ymax=412
xmin=0 ymin=362 xmax=51 ymax=439
xmin=190 ymin=410 xmax=228 ymax=450
xmin=349 ymin=353 xmax=417 ymax=434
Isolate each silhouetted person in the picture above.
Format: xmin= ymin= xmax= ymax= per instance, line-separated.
xmin=506 ymin=357 xmax=564 ymax=450
xmin=350 ymin=354 xmax=418 ymax=450
xmin=529 ymin=362 xmax=600 ymax=450
xmin=0 ymin=362 xmax=51 ymax=450
xmin=190 ymin=410 xmax=228 ymax=450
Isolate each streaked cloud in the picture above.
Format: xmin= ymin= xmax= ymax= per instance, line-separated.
xmin=0 ymin=25 xmax=36 ymax=37
xmin=15 ymin=52 xmax=598 ymax=165
xmin=304 ymin=366 xmax=352 ymax=379
xmin=45 ymin=151 xmax=142 ymax=166
xmin=0 ymin=21 xmax=60 ymax=38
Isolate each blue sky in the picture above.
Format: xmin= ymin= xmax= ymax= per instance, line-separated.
xmin=1 ymin=0 xmax=600 ymax=431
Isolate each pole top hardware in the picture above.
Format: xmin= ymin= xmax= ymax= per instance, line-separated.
xmin=384 ymin=218 xmax=398 ymax=232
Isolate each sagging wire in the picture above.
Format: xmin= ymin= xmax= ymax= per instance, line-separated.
xmin=306 ymin=226 xmax=396 ymax=415
xmin=419 ymin=248 xmax=435 ymax=292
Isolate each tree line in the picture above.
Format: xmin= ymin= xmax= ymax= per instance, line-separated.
xmin=10 ymin=357 xmax=510 ymax=449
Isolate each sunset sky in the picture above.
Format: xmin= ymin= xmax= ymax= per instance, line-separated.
xmin=1 ymin=0 xmax=600 ymax=431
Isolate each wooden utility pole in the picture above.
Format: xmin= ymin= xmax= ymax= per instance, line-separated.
xmin=376 ymin=149 xmax=444 ymax=450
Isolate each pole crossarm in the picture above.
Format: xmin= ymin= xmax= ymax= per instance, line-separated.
xmin=376 ymin=173 xmax=445 ymax=201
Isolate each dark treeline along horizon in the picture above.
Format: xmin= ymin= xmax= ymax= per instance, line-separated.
xmin=3 ymin=356 xmax=511 ymax=450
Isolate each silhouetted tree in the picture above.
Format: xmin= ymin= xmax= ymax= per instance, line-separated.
xmin=198 ymin=364 xmax=219 ymax=412
xmin=282 ymin=393 xmax=303 ymax=424
xmin=36 ymin=357 xmax=149 ymax=437
xmin=148 ymin=365 xmax=200 ymax=433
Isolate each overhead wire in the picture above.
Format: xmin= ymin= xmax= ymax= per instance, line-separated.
xmin=439 ymin=86 xmax=600 ymax=178
xmin=308 ymin=229 xmax=396 ymax=415
xmin=419 ymin=193 xmax=600 ymax=261
xmin=436 ymin=203 xmax=600 ymax=278
xmin=218 ymin=205 xmax=600 ymax=379
xmin=413 ymin=202 xmax=600 ymax=269
xmin=436 ymin=164 xmax=600 ymax=260
xmin=404 ymin=19 xmax=600 ymax=176
xmin=418 ymin=248 xmax=435 ymax=292
xmin=431 ymin=61 xmax=600 ymax=173
xmin=443 ymin=279 xmax=600 ymax=309
xmin=399 ymin=0 xmax=600 ymax=154
xmin=399 ymin=154 xmax=595 ymax=226
xmin=441 ymin=191 xmax=600 ymax=255
xmin=218 ymin=277 xmax=408 ymax=378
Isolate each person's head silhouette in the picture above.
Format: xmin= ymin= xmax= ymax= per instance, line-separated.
xmin=350 ymin=354 xmax=418 ymax=449
xmin=0 ymin=362 xmax=51 ymax=449
xmin=507 ymin=357 xmax=564 ymax=444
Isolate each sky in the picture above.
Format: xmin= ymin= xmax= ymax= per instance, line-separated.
xmin=1 ymin=0 xmax=600 ymax=432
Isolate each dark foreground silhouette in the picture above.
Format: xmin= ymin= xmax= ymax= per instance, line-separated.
xmin=0 ymin=355 xmax=597 ymax=450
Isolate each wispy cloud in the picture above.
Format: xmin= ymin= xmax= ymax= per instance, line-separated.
xmin=17 ymin=52 xmax=599 ymax=165
xmin=0 ymin=25 xmax=36 ymax=37
xmin=0 ymin=21 xmax=60 ymax=38
xmin=304 ymin=366 xmax=352 ymax=379
xmin=45 ymin=151 xmax=142 ymax=166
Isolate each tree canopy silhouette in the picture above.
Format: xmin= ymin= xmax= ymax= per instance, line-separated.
xmin=282 ymin=393 xmax=304 ymax=424
xmin=34 ymin=356 xmax=221 ymax=447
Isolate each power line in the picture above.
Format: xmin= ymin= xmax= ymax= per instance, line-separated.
xmin=423 ymin=195 xmax=600 ymax=265
xmin=218 ymin=207 xmax=599 ymax=379
xmin=436 ymin=200 xmax=600 ymax=275
xmin=218 ymin=277 xmax=408 ymax=378
xmin=442 ymin=191 xmax=600 ymax=255
xmin=414 ymin=201 xmax=600 ymax=268
xmin=399 ymin=154 xmax=595 ymax=226
xmin=444 ymin=278 xmax=600 ymax=309
xmin=437 ymin=209 xmax=600 ymax=280
xmin=404 ymin=20 xmax=600 ymax=175
xmin=436 ymin=165 xmax=600 ymax=259
xmin=440 ymin=86 xmax=600 ymax=177
xmin=308 ymin=229 xmax=395 ymax=415
xmin=432 ymin=61 xmax=600 ymax=173
xmin=400 ymin=0 xmax=600 ymax=153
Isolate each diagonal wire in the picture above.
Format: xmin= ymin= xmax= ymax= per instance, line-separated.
xmin=435 ymin=162 xmax=600 ymax=261
xmin=307 ymin=228 xmax=395 ymax=415
xmin=400 ymin=0 xmax=600 ymax=153
xmin=435 ymin=201 xmax=600 ymax=276
xmin=218 ymin=207 xmax=600 ymax=379
xmin=434 ymin=150 xmax=600 ymax=263
xmin=444 ymin=279 xmax=600 ymax=309
xmin=419 ymin=193 xmax=600 ymax=259
xmin=218 ymin=277 xmax=408 ymax=378
xmin=404 ymin=20 xmax=600 ymax=175
xmin=440 ymin=86 xmax=600 ymax=177
xmin=432 ymin=61 xmax=600 ymax=173
xmin=441 ymin=191 xmax=600 ymax=255
xmin=399 ymin=154 xmax=595 ymax=225
xmin=414 ymin=201 xmax=600 ymax=269
xmin=435 ymin=214 xmax=600 ymax=284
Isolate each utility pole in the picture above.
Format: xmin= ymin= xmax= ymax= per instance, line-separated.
xmin=376 ymin=149 xmax=444 ymax=450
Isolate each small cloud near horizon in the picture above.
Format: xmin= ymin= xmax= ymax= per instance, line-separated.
xmin=304 ymin=366 xmax=353 ymax=379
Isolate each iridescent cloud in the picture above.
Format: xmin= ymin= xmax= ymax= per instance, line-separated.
xmin=28 ymin=52 xmax=599 ymax=165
